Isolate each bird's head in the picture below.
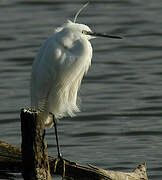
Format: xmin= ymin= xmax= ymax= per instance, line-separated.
xmin=66 ymin=20 xmax=95 ymax=40
xmin=54 ymin=2 xmax=122 ymax=41
xmin=55 ymin=2 xmax=122 ymax=42
xmin=55 ymin=20 xmax=122 ymax=41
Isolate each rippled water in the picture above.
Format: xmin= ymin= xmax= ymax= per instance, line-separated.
xmin=0 ymin=0 xmax=162 ymax=179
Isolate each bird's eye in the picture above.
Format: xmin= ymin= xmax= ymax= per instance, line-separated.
xmin=82 ymin=30 xmax=88 ymax=35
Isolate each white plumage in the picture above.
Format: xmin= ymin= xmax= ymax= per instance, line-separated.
xmin=31 ymin=12 xmax=122 ymax=129
xmin=31 ymin=20 xmax=93 ymax=127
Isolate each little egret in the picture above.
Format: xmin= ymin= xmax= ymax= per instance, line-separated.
xmin=31 ymin=4 xmax=122 ymax=159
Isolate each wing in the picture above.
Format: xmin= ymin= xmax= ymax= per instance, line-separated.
xmin=31 ymin=36 xmax=58 ymax=111
xmin=31 ymin=34 xmax=78 ymax=111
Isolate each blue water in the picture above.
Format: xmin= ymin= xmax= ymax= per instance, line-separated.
xmin=0 ymin=0 xmax=162 ymax=179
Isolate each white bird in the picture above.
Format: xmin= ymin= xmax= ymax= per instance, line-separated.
xmin=31 ymin=4 xmax=122 ymax=158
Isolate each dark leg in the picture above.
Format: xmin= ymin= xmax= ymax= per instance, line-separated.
xmin=52 ymin=114 xmax=62 ymax=158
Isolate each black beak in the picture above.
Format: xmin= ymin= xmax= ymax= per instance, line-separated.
xmin=87 ymin=31 xmax=122 ymax=39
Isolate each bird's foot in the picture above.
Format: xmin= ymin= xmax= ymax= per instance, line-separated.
xmin=54 ymin=155 xmax=67 ymax=178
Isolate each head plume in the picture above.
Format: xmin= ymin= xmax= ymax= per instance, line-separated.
xmin=73 ymin=2 xmax=89 ymax=23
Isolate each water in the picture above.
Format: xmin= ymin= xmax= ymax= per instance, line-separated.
xmin=0 ymin=0 xmax=162 ymax=179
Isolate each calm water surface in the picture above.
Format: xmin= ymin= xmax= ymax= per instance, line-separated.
xmin=0 ymin=0 xmax=162 ymax=179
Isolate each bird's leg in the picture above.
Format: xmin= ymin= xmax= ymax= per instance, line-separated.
xmin=52 ymin=114 xmax=62 ymax=158
xmin=52 ymin=114 xmax=67 ymax=178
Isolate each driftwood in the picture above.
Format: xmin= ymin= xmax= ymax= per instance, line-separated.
xmin=0 ymin=140 xmax=148 ymax=180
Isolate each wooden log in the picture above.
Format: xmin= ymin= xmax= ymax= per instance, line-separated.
xmin=0 ymin=141 xmax=21 ymax=172
xmin=0 ymin=140 xmax=148 ymax=180
xmin=21 ymin=109 xmax=52 ymax=180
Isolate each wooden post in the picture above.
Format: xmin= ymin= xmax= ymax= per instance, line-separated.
xmin=20 ymin=109 xmax=52 ymax=180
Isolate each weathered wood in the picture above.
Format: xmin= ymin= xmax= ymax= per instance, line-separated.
xmin=21 ymin=109 xmax=52 ymax=180
xmin=0 ymin=141 xmax=148 ymax=180
xmin=0 ymin=141 xmax=21 ymax=172
xmin=87 ymin=163 xmax=148 ymax=180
